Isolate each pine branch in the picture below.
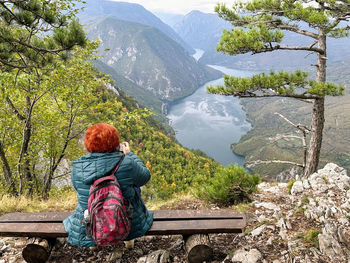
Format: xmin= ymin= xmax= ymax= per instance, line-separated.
xmin=274 ymin=113 xmax=310 ymax=132
xmin=0 ymin=57 xmax=27 ymax=69
xmin=246 ymin=160 xmax=304 ymax=168
xmin=14 ymin=39 xmax=75 ymax=54
xmin=269 ymin=134 xmax=303 ymax=142
xmin=275 ymin=25 xmax=318 ymax=39
xmin=5 ymin=96 xmax=25 ymax=120
xmin=226 ymin=92 xmax=320 ymax=100
xmin=253 ymin=44 xmax=324 ymax=54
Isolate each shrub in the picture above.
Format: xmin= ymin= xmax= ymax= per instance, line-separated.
xmin=305 ymin=229 xmax=322 ymax=249
xmin=287 ymin=179 xmax=296 ymax=194
xmin=197 ymin=165 xmax=260 ymax=205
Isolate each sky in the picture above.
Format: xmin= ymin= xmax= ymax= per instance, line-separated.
xmin=111 ymin=0 xmax=234 ymax=14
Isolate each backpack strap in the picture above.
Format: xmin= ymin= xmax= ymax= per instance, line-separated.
xmin=93 ymin=155 xmax=125 ymax=186
xmin=110 ymin=154 xmax=125 ymax=176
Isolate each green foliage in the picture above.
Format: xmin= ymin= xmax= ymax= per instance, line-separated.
xmin=287 ymin=179 xmax=296 ymax=194
xmin=208 ymin=70 xmax=344 ymax=98
xmin=0 ymin=0 xmax=86 ymax=70
xmin=217 ymin=25 xmax=284 ymax=55
xmin=0 ymin=41 xmax=111 ymax=196
xmin=197 ymin=165 xmax=260 ymax=205
xmin=305 ymin=229 xmax=322 ymax=249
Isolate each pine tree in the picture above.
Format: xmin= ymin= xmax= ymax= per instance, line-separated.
xmin=208 ymin=0 xmax=349 ymax=177
xmin=0 ymin=0 xmax=86 ymax=70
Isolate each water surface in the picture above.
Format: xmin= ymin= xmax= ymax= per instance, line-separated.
xmin=168 ymin=65 xmax=257 ymax=166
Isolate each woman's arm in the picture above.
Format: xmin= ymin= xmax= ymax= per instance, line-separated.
xmin=121 ymin=141 xmax=151 ymax=187
xmin=127 ymin=152 xmax=151 ymax=187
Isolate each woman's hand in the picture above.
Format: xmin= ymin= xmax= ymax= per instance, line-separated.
xmin=121 ymin=141 xmax=130 ymax=154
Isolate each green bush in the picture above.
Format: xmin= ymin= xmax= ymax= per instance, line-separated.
xmin=287 ymin=179 xmax=296 ymax=194
xmin=197 ymin=165 xmax=260 ymax=205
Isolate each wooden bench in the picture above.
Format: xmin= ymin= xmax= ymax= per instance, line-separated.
xmin=0 ymin=210 xmax=246 ymax=263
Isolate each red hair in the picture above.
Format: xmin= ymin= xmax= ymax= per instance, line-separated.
xmin=84 ymin=123 xmax=120 ymax=153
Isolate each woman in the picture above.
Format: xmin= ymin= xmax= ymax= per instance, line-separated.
xmin=63 ymin=123 xmax=153 ymax=247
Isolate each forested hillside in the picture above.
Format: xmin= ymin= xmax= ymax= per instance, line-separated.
xmin=89 ymin=82 xmax=221 ymax=201
xmin=232 ymin=56 xmax=350 ymax=179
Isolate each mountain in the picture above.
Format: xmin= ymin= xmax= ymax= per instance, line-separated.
xmin=78 ymin=0 xmax=194 ymax=54
xmin=154 ymin=12 xmax=184 ymax=28
xmin=85 ymin=17 xmax=221 ymax=103
xmin=93 ymin=60 xmax=164 ymax=111
xmin=173 ymin=10 xmax=230 ymax=53
xmin=173 ymin=11 xmax=350 ymax=70
xmin=172 ymin=10 xmax=237 ymax=67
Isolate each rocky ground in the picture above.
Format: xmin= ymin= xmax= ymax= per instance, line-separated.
xmin=1 ymin=163 xmax=350 ymax=263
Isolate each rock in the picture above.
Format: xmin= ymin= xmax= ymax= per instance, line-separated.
xmin=291 ymin=180 xmax=304 ymax=195
xmin=107 ymin=247 xmax=124 ymax=261
xmin=251 ymin=225 xmax=266 ymax=237
xmin=318 ymin=233 xmax=345 ymax=259
xmin=302 ymin=179 xmax=310 ymax=189
xmin=137 ymin=250 xmax=170 ymax=263
xmin=255 ymin=202 xmax=279 ymax=211
xmin=276 ymin=218 xmax=286 ymax=229
xmin=279 ymin=229 xmax=288 ymax=240
xmin=231 ymin=248 xmax=262 ymax=263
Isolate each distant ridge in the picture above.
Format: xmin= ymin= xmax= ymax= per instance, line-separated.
xmin=173 ymin=10 xmax=350 ymax=69
xmin=85 ymin=16 xmax=221 ymax=103
xmin=79 ymin=0 xmax=194 ymax=54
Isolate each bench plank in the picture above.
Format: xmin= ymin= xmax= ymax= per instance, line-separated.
xmin=0 ymin=210 xmax=244 ymax=223
xmin=0 ymin=210 xmax=246 ymax=238
xmin=0 ymin=223 xmax=67 ymax=238
xmin=0 ymin=218 xmax=245 ymax=238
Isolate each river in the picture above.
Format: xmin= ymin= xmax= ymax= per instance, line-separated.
xmin=167 ymin=64 xmax=257 ymax=166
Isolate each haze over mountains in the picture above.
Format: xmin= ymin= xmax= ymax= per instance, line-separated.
xmin=78 ymin=0 xmax=222 ymax=117
xmin=170 ymin=10 xmax=350 ymax=70
xmin=79 ymin=0 xmax=194 ymax=54
xmin=78 ymin=0 xmax=350 ymax=113
xmin=85 ymin=17 xmax=219 ymax=101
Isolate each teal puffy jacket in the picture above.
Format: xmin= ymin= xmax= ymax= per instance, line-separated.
xmin=63 ymin=151 xmax=153 ymax=247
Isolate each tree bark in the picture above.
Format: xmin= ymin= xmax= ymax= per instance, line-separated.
xmin=22 ymin=238 xmax=56 ymax=263
xmin=304 ymin=98 xmax=325 ymax=177
xmin=18 ymin=96 xmax=34 ymax=195
xmin=184 ymin=234 xmax=213 ymax=263
xmin=304 ymin=27 xmax=327 ymax=177
xmin=0 ymin=141 xmax=17 ymax=195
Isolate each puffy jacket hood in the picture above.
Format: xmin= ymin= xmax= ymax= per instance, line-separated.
xmin=73 ymin=151 xmax=123 ymax=185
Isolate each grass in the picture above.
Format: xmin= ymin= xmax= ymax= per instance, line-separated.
xmin=294 ymin=228 xmax=321 ymax=249
xmin=287 ymin=179 xmax=296 ymax=194
xmin=0 ymin=190 xmax=77 ymax=216
xmin=232 ymin=202 xmax=254 ymax=213
xmin=145 ymin=192 xmax=208 ymax=210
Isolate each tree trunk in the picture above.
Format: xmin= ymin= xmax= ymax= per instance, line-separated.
xmin=42 ymin=170 xmax=54 ymax=199
xmin=304 ymin=28 xmax=326 ymax=177
xmin=22 ymin=238 xmax=56 ymax=263
xmin=304 ymin=98 xmax=325 ymax=177
xmin=184 ymin=234 xmax=213 ymax=263
xmin=0 ymin=142 xmax=17 ymax=195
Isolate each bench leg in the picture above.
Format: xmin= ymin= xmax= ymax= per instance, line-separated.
xmin=22 ymin=238 xmax=56 ymax=263
xmin=184 ymin=234 xmax=213 ymax=263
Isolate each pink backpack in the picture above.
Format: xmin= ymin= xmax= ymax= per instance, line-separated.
xmin=86 ymin=156 xmax=131 ymax=246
